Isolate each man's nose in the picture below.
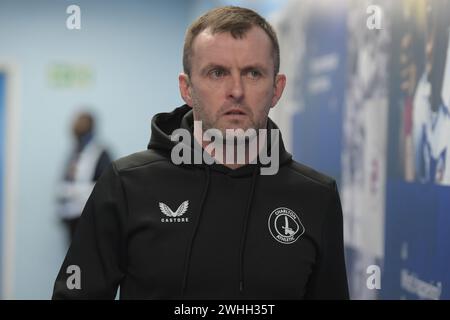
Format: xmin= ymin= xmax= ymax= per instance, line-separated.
xmin=228 ymin=74 xmax=244 ymax=101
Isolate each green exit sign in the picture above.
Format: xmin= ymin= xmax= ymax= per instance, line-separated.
xmin=48 ymin=63 xmax=94 ymax=89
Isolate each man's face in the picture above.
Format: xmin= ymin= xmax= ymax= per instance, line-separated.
xmin=179 ymin=26 xmax=286 ymax=135
xmin=72 ymin=114 xmax=92 ymax=139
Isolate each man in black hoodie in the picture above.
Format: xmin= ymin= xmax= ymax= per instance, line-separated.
xmin=53 ymin=6 xmax=349 ymax=300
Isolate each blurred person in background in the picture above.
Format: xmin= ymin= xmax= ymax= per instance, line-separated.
xmin=56 ymin=111 xmax=112 ymax=244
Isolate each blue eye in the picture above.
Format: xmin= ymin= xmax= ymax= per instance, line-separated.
xmin=210 ymin=69 xmax=226 ymax=79
xmin=248 ymin=70 xmax=261 ymax=79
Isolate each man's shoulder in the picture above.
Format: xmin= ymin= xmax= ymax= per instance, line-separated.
xmin=113 ymin=149 xmax=168 ymax=172
xmin=284 ymin=160 xmax=336 ymax=190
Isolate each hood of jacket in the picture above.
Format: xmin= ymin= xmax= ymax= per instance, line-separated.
xmin=147 ymin=104 xmax=292 ymax=176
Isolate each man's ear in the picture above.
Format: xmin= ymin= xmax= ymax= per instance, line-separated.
xmin=270 ymin=73 xmax=287 ymax=108
xmin=179 ymin=73 xmax=193 ymax=107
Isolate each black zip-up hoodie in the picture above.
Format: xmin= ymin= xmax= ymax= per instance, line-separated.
xmin=52 ymin=104 xmax=349 ymax=299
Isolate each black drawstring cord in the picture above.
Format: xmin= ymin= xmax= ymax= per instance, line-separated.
xmin=238 ymin=167 xmax=258 ymax=294
xmin=181 ymin=167 xmax=211 ymax=297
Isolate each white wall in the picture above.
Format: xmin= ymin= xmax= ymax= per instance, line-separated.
xmin=0 ymin=0 xmax=190 ymax=299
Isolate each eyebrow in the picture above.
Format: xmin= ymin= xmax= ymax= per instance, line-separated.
xmin=200 ymin=63 xmax=227 ymax=75
xmin=241 ymin=64 xmax=269 ymax=75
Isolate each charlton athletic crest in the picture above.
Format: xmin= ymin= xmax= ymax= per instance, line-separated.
xmin=268 ymin=207 xmax=305 ymax=244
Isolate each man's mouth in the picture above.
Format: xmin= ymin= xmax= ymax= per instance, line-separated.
xmin=223 ymin=108 xmax=247 ymax=116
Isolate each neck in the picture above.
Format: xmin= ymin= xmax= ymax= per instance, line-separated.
xmin=193 ymin=129 xmax=265 ymax=170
